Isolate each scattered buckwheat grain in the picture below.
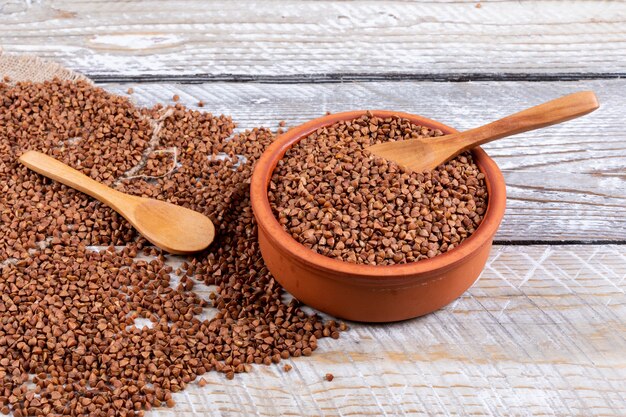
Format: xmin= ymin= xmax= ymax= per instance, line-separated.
xmin=0 ymin=78 xmax=343 ymax=416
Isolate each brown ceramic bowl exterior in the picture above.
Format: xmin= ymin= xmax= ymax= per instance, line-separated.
xmin=250 ymin=111 xmax=506 ymax=322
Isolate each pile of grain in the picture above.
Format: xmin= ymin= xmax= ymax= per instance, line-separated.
xmin=0 ymin=79 xmax=341 ymax=416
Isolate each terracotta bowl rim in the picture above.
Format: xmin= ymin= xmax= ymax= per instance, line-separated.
xmin=250 ymin=110 xmax=506 ymax=280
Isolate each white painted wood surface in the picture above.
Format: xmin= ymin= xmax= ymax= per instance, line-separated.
xmin=1 ymin=0 xmax=625 ymax=76
xmin=102 ymin=79 xmax=626 ymax=242
xmin=155 ymin=245 xmax=626 ymax=417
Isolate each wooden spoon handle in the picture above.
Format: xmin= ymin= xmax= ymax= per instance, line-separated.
xmin=18 ymin=150 xmax=129 ymax=210
xmin=449 ymin=91 xmax=599 ymax=152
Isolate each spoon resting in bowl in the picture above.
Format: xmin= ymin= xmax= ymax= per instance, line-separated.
xmin=18 ymin=150 xmax=215 ymax=254
xmin=365 ymin=91 xmax=599 ymax=172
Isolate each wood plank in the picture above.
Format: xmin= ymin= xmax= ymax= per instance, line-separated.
xmin=1 ymin=0 xmax=625 ymax=77
xmin=100 ymin=79 xmax=626 ymax=242
xmin=151 ymin=245 xmax=626 ymax=416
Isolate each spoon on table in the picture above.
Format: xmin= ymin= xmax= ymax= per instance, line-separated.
xmin=366 ymin=91 xmax=599 ymax=172
xmin=18 ymin=151 xmax=215 ymax=254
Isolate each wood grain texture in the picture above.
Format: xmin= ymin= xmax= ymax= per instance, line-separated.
xmin=100 ymin=79 xmax=626 ymax=242
xmin=1 ymin=0 xmax=625 ymax=76
xmin=145 ymin=244 xmax=626 ymax=416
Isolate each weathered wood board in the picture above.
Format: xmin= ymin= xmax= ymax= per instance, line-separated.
xmin=152 ymin=245 xmax=626 ymax=417
xmin=98 ymin=79 xmax=626 ymax=242
xmin=1 ymin=0 xmax=625 ymax=77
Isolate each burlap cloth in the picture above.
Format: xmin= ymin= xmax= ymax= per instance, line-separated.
xmin=0 ymin=51 xmax=90 ymax=83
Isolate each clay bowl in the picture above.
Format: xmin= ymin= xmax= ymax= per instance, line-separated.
xmin=250 ymin=110 xmax=506 ymax=322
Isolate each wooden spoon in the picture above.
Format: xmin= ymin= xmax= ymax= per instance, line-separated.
xmin=18 ymin=151 xmax=215 ymax=254
xmin=365 ymin=91 xmax=599 ymax=172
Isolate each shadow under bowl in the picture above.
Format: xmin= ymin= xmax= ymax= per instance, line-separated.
xmin=250 ymin=110 xmax=506 ymax=322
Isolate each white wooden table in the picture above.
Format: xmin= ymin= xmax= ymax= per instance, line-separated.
xmin=2 ymin=1 xmax=625 ymax=416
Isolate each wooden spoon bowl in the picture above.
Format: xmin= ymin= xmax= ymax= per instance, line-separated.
xmin=250 ymin=111 xmax=507 ymax=322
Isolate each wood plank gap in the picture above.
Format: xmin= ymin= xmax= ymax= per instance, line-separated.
xmin=90 ymin=72 xmax=626 ymax=85
xmin=493 ymin=240 xmax=626 ymax=246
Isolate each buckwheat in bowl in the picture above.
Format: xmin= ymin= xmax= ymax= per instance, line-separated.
xmin=250 ymin=111 xmax=506 ymax=322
